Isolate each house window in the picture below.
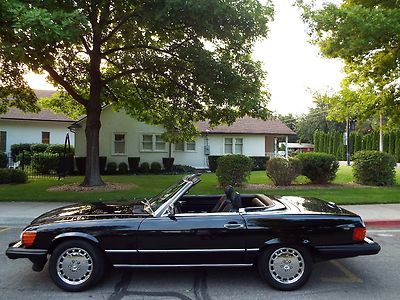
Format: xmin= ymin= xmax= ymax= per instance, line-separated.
xmin=42 ymin=132 xmax=50 ymax=144
xmin=224 ymin=137 xmax=243 ymax=154
xmin=175 ymin=142 xmax=184 ymax=151
xmin=141 ymin=134 xmax=166 ymax=152
xmin=0 ymin=131 xmax=6 ymax=153
xmin=174 ymin=140 xmax=196 ymax=152
xmin=186 ymin=140 xmax=196 ymax=151
xmin=113 ymin=133 xmax=126 ymax=155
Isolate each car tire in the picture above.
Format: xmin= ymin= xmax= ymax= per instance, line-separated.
xmin=257 ymin=244 xmax=312 ymax=291
xmin=49 ymin=239 xmax=105 ymax=292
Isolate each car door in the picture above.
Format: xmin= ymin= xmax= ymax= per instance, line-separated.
xmin=137 ymin=212 xmax=248 ymax=265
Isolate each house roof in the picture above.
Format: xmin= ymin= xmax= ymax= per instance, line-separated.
xmin=0 ymin=90 xmax=74 ymax=123
xmin=197 ymin=117 xmax=296 ymax=135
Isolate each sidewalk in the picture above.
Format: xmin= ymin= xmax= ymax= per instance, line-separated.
xmin=0 ymin=202 xmax=399 ymax=227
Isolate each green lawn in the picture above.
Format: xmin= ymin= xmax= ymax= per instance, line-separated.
xmin=1 ymin=166 xmax=400 ymax=205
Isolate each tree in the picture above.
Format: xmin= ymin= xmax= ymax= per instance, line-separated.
xmin=276 ymin=113 xmax=298 ymax=142
xmin=299 ymin=1 xmax=400 ymax=126
xmin=295 ymin=102 xmax=345 ymax=143
xmin=0 ymin=0 xmax=273 ymax=186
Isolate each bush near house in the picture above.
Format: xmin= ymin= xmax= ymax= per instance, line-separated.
xmin=209 ymin=155 xmax=268 ymax=172
xmin=107 ymin=162 xmax=117 ymax=175
xmin=0 ymin=168 xmax=27 ymax=184
xmin=118 ymin=162 xmax=129 ymax=174
xmin=151 ymin=162 xmax=162 ymax=174
xmin=352 ymin=151 xmax=396 ymax=186
xmin=216 ymin=155 xmax=253 ymax=187
xmin=140 ymin=162 xmax=150 ymax=174
xmin=46 ymin=144 xmax=74 ymax=155
xmin=30 ymin=143 xmax=49 ymax=153
xmin=296 ymin=152 xmax=339 ymax=184
xmin=0 ymin=152 xmax=8 ymax=168
xmin=31 ymin=153 xmax=59 ymax=174
xmin=11 ymin=143 xmax=31 ymax=160
xmin=266 ymin=157 xmax=302 ymax=186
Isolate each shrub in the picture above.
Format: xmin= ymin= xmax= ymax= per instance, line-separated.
xmin=11 ymin=143 xmax=31 ymax=160
xmin=352 ymin=151 xmax=396 ymax=186
xmin=16 ymin=151 xmax=32 ymax=166
xmin=107 ymin=162 xmax=117 ymax=175
xmin=296 ymin=152 xmax=339 ymax=184
xmin=208 ymin=155 xmax=221 ymax=172
xmin=128 ymin=157 xmax=140 ymax=173
xmin=46 ymin=144 xmax=74 ymax=154
xmin=150 ymin=162 xmax=162 ymax=174
xmin=30 ymin=143 xmax=48 ymax=153
xmin=266 ymin=157 xmax=302 ymax=186
xmin=99 ymin=156 xmax=107 ymax=174
xmin=0 ymin=152 xmax=8 ymax=168
xmin=250 ymin=156 xmax=269 ymax=171
xmin=140 ymin=162 xmax=150 ymax=173
xmin=31 ymin=153 xmax=59 ymax=174
xmin=216 ymin=155 xmax=253 ymax=187
xmin=118 ymin=162 xmax=129 ymax=174
xmin=172 ymin=164 xmax=197 ymax=174
xmin=75 ymin=157 xmax=86 ymax=175
xmin=0 ymin=169 xmax=27 ymax=184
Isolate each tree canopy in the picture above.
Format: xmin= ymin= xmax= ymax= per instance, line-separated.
xmin=0 ymin=0 xmax=274 ymax=185
xmin=299 ymin=0 xmax=400 ymax=126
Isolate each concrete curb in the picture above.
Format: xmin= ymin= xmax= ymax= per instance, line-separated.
xmin=365 ymin=220 xmax=400 ymax=228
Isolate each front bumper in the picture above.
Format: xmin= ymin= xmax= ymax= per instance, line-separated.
xmin=6 ymin=241 xmax=48 ymax=271
xmin=314 ymin=237 xmax=381 ymax=260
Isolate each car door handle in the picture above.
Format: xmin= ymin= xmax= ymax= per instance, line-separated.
xmin=224 ymin=223 xmax=245 ymax=229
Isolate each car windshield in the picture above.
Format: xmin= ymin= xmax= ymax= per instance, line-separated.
xmin=149 ymin=179 xmax=188 ymax=212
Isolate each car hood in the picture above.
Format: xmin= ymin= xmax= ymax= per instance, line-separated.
xmin=30 ymin=201 xmax=149 ymax=226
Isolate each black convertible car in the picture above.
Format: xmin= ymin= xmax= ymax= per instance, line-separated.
xmin=6 ymin=174 xmax=380 ymax=292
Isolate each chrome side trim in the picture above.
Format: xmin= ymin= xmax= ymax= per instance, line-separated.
xmin=113 ymin=263 xmax=253 ymax=268
xmin=105 ymin=249 xmax=137 ymax=253
xmin=139 ymin=249 xmax=246 ymax=253
xmin=105 ymin=248 xmax=253 ymax=253
xmin=247 ymin=248 xmax=260 ymax=252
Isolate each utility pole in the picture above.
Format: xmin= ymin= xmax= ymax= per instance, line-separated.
xmin=346 ymin=118 xmax=350 ymax=166
xmin=379 ymin=114 xmax=384 ymax=152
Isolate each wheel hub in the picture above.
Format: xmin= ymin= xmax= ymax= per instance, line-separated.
xmin=56 ymin=247 xmax=93 ymax=285
xmin=269 ymin=247 xmax=304 ymax=284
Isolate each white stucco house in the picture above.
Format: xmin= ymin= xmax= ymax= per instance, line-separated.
xmin=71 ymin=106 xmax=296 ymax=169
xmin=0 ymin=90 xmax=75 ymax=154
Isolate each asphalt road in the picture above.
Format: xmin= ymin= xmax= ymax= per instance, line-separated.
xmin=0 ymin=226 xmax=399 ymax=300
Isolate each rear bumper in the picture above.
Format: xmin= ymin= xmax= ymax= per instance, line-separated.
xmin=314 ymin=237 xmax=381 ymax=260
xmin=5 ymin=241 xmax=48 ymax=271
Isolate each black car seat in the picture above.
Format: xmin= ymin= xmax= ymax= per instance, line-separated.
xmin=230 ymin=192 xmax=242 ymax=212
xmin=211 ymin=185 xmax=234 ymax=213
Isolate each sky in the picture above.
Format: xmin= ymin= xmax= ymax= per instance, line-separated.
xmin=25 ymin=0 xmax=344 ymax=116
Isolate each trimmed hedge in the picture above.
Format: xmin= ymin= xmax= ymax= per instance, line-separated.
xmin=118 ymin=162 xmax=129 ymax=174
xmin=0 ymin=168 xmax=27 ymax=184
xmin=352 ymin=151 xmax=396 ymax=186
xmin=128 ymin=157 xmax=140 ymax=173
xmin=209 ymin=155 xmax=268 ymax=172
xmin=296 ymin=152 xmax=339 ymax=184
xmin=107 ymin=162 xmax=117 ymax=175
xmin=151 ymin=162 xmax=162 ymax=174
xmin=140 ymin=162 xmax=150 ymax=173
xmin=216 ymin=155 xmax=253 ymax=187
xmin=208 ymin=156 xmax=221 ymax=172
xmin=75 ymin=157 xmax=86 ymax=175
xmin=0 ymin=152 xmax=8 ymax=168
xmin=11 ymin=143 xmax=31 ymax=160
xmin=30 ymin=143 xmax=48 ymax=153
xmin=31 ymin=153 xmax=59 ymax=174
xmin=266 ymin=157 xmax=302 ymax=186
xmin=172 ymin=164 xmax=197 ymax=174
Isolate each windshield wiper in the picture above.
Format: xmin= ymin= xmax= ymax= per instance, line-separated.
xmin=141 ymin=198 xmax=154 ymax=215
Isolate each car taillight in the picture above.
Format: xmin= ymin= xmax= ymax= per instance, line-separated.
xmin=353 ymin=227 xmax=366 ymax=241
xmin=21 ymin=231 xmax=37 ymax=247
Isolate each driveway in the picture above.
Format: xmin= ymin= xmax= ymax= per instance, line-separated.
xmin=0 ymin=226 xmax=399 ymax=300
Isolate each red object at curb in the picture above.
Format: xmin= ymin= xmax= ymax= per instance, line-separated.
xmin=365 ymin=220 xmax=400 ymax=228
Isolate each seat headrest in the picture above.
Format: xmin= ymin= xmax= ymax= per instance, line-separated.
xmin=225 ymin=185 xmax=234 ymax=198
xmin=231 ymin=192 xmax=242 ymax=210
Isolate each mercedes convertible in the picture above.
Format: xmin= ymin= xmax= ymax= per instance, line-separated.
xmin=6 ymin=174 xmax=380 ymax=292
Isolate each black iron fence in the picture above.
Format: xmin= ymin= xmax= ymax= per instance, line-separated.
xmin=1 ymin=153 xmax=74 ymax=179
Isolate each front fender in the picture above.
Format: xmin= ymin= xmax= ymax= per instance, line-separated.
xmin=53 ymin=232 xmax=100 ymax=244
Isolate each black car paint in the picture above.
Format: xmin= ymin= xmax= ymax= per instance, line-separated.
xmin=6 ymin=175 xmax=380 ymax=273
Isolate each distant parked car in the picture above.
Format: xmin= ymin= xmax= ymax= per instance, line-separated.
xmin=6 ymin=174 xmax=380 ymax=291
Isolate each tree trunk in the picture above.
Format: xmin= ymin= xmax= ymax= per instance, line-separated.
xmin=81 ymin=106 xmax=105 ymax=186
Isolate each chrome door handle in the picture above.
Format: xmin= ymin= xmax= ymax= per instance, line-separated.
xmin=224 ymin=223 xmax=245 ymax=229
